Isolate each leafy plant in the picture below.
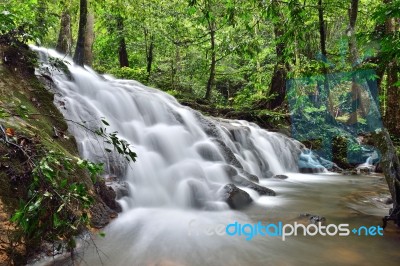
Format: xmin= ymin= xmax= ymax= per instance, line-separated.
xmin=95 ymin=119 xmax=137 ymax=162
xmin=11 ymin=151 xmax=101 ymax=252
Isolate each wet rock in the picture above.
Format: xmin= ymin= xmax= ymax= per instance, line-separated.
xmin=196 ymin=143 xmax=224 ymax=162
xmin=350 ymin=169 xmax=359 ymax=175
xmin=195 ymin=111 xmax=221 ymax=138
xmin=374 ymin=196 xmax=393 ymax=205
xmin=90 ymin=201 xmax=117 ymax=229
xmin=273 ymin=174 xmax=288 ymax=180
xmin=264 ymin=170 xmax=274 ymax=178
xmin=241 ymin=171 xmax=259 ymax=183
xmin=309 ymin=215 xmax=326 ymax=224
xmin=107 ymin=181 xmax=130 ymax=199
xmin=90 ymin=179 xmax=122 ymax=228
xmin=222 ymin=165 xmax=260 ymax=183
xmin=223 ymin=165 xmax=238 ymax=177
xmin=105 ymin=155 xmax=129 ymax=178
xmin=383 ymin=197 xmax=393 ymax=205
xmin=219 ymin=184 xmax=253 ymax=209
xmin=358 ymin=166 xmax=372 ymax=175
xmin=230 ymin=174 xmax=275 ymax=196
xmin=299 ymin=213 xmax=326 ymax=224
xmin=299 ymin=166 xmax=325 ymax=173
xmin=95 ymin=179 xmax=122 ymax=213
xmin=375 ymin=162 xmax=383 ymax=173
xmin=213 ymin=138 xmax=243 ymax=169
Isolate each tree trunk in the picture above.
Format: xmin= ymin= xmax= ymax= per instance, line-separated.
xmin=171 ymin=46 xmax=180 ymax=90
xmin=205 ymin=20 xmax=216 ymax=101
xmin=347 ymin=0 xmax=360 ymax=125
xmin=116 ymin=16 xmax=129 ymax=68
xmin=318 ymin=0 xmax=329 ymax=102
xmin=73 ymin=0 xmax=88 ymax=66
xmin=318 ymin=0 xmax=327 ymax=61
xmin=56 ymin=10 xmax=72 ymax=54
xmin=144 ymin=28 xmax=154 ymax=82
xmin=84 ymin=13 xmax=94 ymax=66
xmin=373 ymin=129 xmax=400 ymax=227
xmin=384 ymin=0 xmax=400 ymax=135
xmin=377 ymin=0 xmax=400 ymax=228
xmin=268 ymin=0 xmax=287 ymax=109
xmin=386 ymin=61 xmax=399 ymax=133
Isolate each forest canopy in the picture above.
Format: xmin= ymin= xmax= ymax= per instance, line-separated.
xmin=0 ymin=0 xmax=399 ymax=137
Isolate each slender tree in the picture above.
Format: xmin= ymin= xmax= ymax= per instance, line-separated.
xmin=268 ymin=0 xmax=288 ymax=109
xmin=73 ymin=0 xmax=88 ymax=66
xmin=84 ymin=12 xmax=95 ymax=66
xmin=318 ymin=0 xmax=329 ymax=103
xmin=384 ymin=0 xmax=400 ymax=134
xmin=116 ymin=15 xmax=129 ymax=67
xmin=56 ymin=10 xmax=72 ymax=54
xmin=144 ymin=28 xmax=154 ymax=81
xmin=347 ymin=0 xmax=361 ymax=125
xmin=204 ymin=8 xmax=216 ymax=101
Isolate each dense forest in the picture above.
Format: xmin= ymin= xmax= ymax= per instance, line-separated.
xmin=1 ymin=0 xmax=398 ymax=123
xmin=1 ymin=0 xmax=400 ymax=265
xmin=2 ymin=0 xmax=399 ymax=153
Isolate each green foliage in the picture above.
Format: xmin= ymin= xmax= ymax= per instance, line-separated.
xmin=0 ymin=0 xmax=58 ymax=44
xmin=77 ymin=159 xmax=104 ymax=183
xmin=96 ymin=119 xmax=137 ymax=163
xmin=3 ymin=112 xmax=137 ymax=259
xmin=108 ymin=67 xmax=148 ymax=83
xmin=0 ymin=10 xmax=16 ymax=35
xmin=11 ymin=151 xmax=99 ymax=250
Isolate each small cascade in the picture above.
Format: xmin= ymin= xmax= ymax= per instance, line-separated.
xmin=357 ymin=150 xmax=379 ymax=174
xmin=32 ymin=46 xmax=326 ymax=211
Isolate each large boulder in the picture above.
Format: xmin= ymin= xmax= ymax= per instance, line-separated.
xmin=219 ymin=184 xmax=253 ymax=209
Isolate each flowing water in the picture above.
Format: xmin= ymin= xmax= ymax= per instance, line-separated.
xmin=31 ymin=47 xmax=400 ymax=266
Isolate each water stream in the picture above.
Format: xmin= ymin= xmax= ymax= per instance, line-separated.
xmin=31 ymin=47 xmax=399 ymax=266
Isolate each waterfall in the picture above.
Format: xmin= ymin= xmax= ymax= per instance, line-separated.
xmin=31 ymin=47 xmax=331 ymax=265
xmin=32 ymin=46 xmax=323 ymax=211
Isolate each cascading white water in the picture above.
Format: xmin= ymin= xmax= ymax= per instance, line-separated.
xmin=32 ymin=46 xmax=311 ymax=211
xmin=31 ymin=47 xmax=400 ymax=266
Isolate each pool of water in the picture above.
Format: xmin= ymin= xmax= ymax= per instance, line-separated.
xmin=37 ymin=173 xmax=400 ymax=266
